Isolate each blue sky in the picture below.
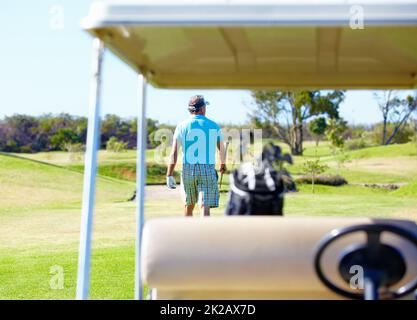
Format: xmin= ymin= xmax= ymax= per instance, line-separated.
xmin=0 ymin=0 xmax=410 ymax=125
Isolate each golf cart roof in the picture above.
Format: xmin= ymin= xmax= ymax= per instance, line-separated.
xmin=83 ymin=0 xmax=417 ymax=89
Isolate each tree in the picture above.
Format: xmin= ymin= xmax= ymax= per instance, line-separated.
xmin=308 ymin=117 xmax=328 ymax=147
xmin=413 ymin=119 xmax=417 ymax=156
xmin=146 ymin=118 xmax=160 ymax=148
xmin=101 ymin=114 xmax=127 ymax=148
xmin=249 ymin=90 xmax=344 ymax=155
xmin=302 ymin=159 xmax=329 ymax=194
xmin=50 ymin=127 xmax=80 ymax=150
xmin=374 ymin=90 xmax=401 ymax=145
xmin=129 ymin=117 xmax=160 ymax=149
xmin=326 ymin=118 xmax=347 ymax=152
xmin=384 ymin=94 xmax=417 ymax=145
xmin=374 ymin=91 xmax=417 ymax=145
xmin=326 ymin=118 xmax=348 ymax=174
xmin=0 ymin=115 xmax=40 ymax=152
xmin=372 ymin=122 xmax=414 ymax=145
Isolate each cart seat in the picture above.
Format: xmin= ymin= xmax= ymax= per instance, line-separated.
xmin=141 ymin=216 xmax=417 ymax=299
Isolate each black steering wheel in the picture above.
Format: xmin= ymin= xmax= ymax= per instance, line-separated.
xmin=314 ymin=224 xmax=417 ymax=300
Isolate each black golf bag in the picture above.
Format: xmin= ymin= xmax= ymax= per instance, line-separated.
xmin=225 ymin=143 xmax=295 ymax=216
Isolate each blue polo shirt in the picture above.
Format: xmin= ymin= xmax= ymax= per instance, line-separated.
xmin=174 ymin=115 xmax=224 ymax=165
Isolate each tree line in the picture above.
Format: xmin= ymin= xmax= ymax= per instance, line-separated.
xmin=1 ymin=90 xmax=415 ymax=154
xmin=0 ymin=113 xmax=173 ymax=153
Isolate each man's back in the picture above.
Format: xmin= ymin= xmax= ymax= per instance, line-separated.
xmin=174 ymin=115 xmax=223 ymax=165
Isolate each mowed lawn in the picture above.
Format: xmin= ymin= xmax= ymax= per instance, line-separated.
xmin=1 ymin=141 xmax=417 ymax=299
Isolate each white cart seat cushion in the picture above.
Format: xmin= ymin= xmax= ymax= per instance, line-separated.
xmin=141 ymin=217 xmax=417 ymax=295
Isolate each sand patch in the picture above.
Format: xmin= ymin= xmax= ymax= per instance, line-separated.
xmin=343 ymin=157 xmax=417 ymax=177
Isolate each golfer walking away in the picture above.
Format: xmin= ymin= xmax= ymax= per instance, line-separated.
xmin=166 ymin=95 xmax=227 ymax=217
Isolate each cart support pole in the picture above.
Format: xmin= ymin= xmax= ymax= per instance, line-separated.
xmin=76 ymin=38 xmax=104 ymax=300
xmin=135 ymin=74 xmax=148 ymax=300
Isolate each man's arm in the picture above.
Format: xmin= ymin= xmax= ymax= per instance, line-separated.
xmin=217 ymin=140 xmax=227 ymax=174
xmin=166 ymin=138 xmax=179 ymax=189
xmin=167 ymin=138 xmax=179 ymax=177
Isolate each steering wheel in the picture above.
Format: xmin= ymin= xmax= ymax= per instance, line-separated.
xmin=314 ymin=224 xmax=417 ymax=300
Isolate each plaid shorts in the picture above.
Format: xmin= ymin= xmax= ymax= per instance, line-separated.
xmin=181 ymin=164 xmax=219 ymax=208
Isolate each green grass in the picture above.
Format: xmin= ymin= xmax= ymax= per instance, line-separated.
xmin=393 ymin=178 xmax=417 ymax=197
xmin=326 ymin=168 xmax=414 ymax=184
xmin=282 ymin=142 xmax=417 ymax=185
xmin=0 ymin=153 xmax=132 ymax=213
xmin=1 ymin=141 xmax=417 ymax=299
xmin=0 ymin=245 xmax=143 ymax=300
xmin=287 ymin=185 xmax=417 ymax=218
xmin=341 ymin=142 xmax=417 ymax=159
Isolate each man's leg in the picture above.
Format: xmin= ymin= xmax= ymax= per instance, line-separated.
xmin=201 ymin=205 xmax=210 ymax=216
xmin=181 ymin=164 xmax=198 ymax=217
xmin=185 ymin=204 xmax=195 ymax=216
xmin=198 ymin=165 xmax=218 ymax=217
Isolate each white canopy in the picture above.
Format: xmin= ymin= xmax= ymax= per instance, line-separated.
xmin=82 ymin=0 xmax=417 ymax=89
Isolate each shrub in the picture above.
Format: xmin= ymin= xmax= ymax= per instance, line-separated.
xmin=20 ymin=145 xmax=33 ymax=153
xmin=63 ymin=142 xmax=85 ymax=153
xmin=106 ymin=136 xmax=128 ymax=153
xmin=296 ymin=174 xmax=348 ymax=186
xmin=345 ymin=138 xmax=373 ymax=151
xmin=63 ymin=142 xmax=85 ymax=162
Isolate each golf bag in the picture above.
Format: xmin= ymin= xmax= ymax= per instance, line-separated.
xmin=225 ymin=143 xmax=294 ymax=216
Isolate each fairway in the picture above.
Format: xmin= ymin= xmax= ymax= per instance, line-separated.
xmin=1 ymin=142 xmax=417 ymax=299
